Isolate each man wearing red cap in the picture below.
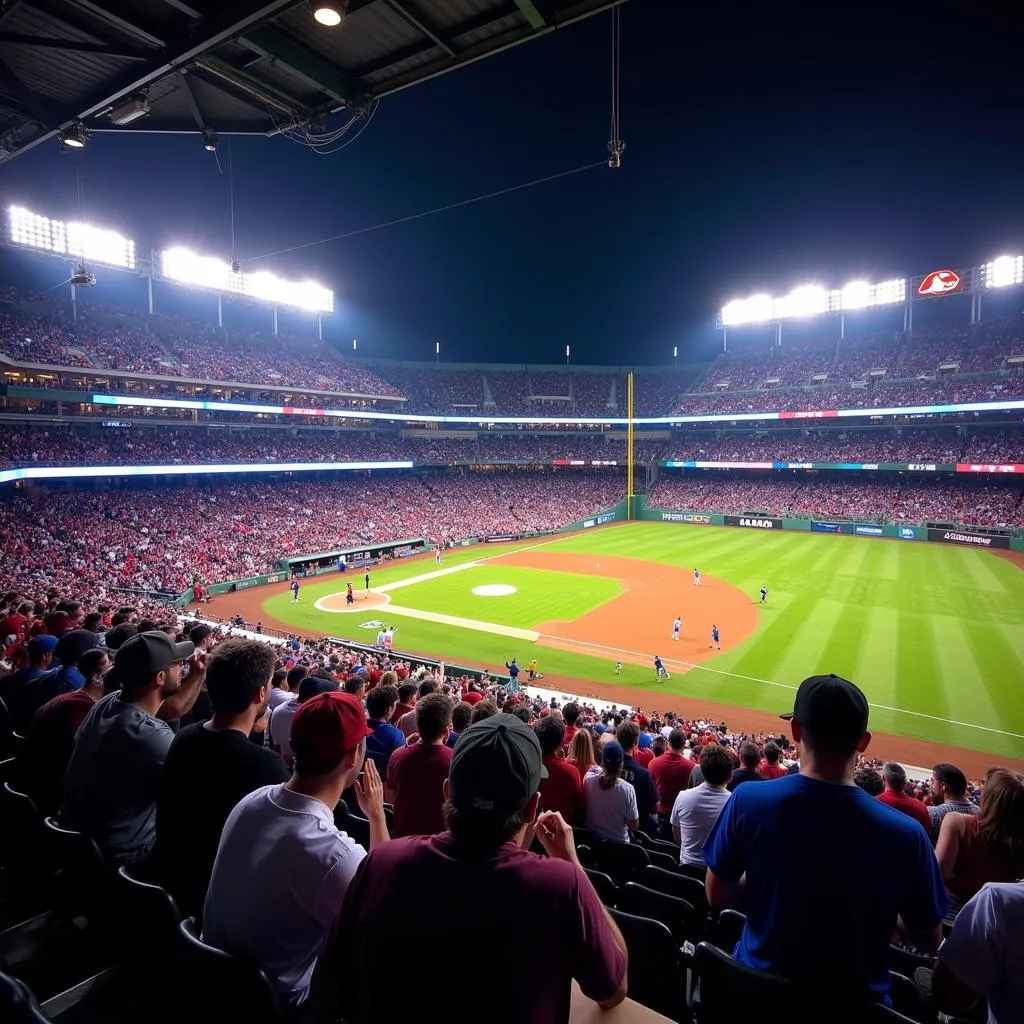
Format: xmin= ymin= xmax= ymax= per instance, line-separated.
xmin=203 ymin=691 xmax=389 ymax=1011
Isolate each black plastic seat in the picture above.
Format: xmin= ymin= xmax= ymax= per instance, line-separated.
xmin=0 ymin=756 xmax=15 ymax=785
xmin=641 ymin=863 xmax=711 ymax=919
xmin=713 ymin=907 xmax=747 ymax=953
xmin=0 ymin=781 xmax=42 ymax=873
xmin=677 ymin=860 xmax=708 ymax=881
xmin=647 ymin=836 xmax=682 ymax=860
xmin=647 ymin=848 xmax=679 ymax=871
xmin=114 ymin=865 xmax=182 ymax=967
xmin=860 ymin=1004 xmax=919 ymax=1023
xmin=39 ymin=817 xmax=107 ymax=919
xmin=694 ymin=941 xmax=801 ymax=1023
xmin=176 ymin=917 xmax=284 ymax=1023
xmin=608 ymin=908 xmax=685 ymax=1020
xmin=589 ymin=839 xmax=650 ymax=882
xmin=583 ymin=868 xmax=617 ymax=908
xmin=0 ymin=969 xmax=51 ymax=1023
xmin=0 ymin=697 xmax=15 ymax=759
xmin=888 ymin=943 xmax=935 ymax=979
xmin=616 ymin=881 xmax=696 ymax=943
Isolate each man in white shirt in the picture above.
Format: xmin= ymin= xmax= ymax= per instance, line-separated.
xmin=269 ymin=673 xmax=337 ymax=765
xmin=669 ymin=743 xmax=733 ymax=867
xmin=203 ymin=690 xmax=389 ymax=1011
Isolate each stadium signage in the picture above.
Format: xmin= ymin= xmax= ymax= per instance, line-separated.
xmin=725 ymin=516 xmax=780 ymax=529
xmin=683 ymin=514 xmax=711 ymax=524
xmin=661 ymin=512 xmax=711 ymax=523
xmin=956 ymin=463 xmax=1024 ymax=474
xmin=899 ymin=527 xmax=917 ymax=540
xmin=917 ymin=269 xmax=962 ymax=297
xmin=926 ymin=528 xmax=1010 ymax=549
xmin=811 ymin=521 xmax=843 ymax=533
xmin=853 ymin=524 xmax=884 ymax=537
xmin=908 ymin=464 xmax=937 ymax=472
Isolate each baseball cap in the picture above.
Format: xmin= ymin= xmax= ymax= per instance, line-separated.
xmin=28 ymin=634 xmax=59 ymax=659
xmin=106 ymin=630 xmax=195 ymax=689
xmin=780 ymin=674 xmax=869 ymax=744
xmin=448 ymin=715 xmax=548 ymax=816
xmin=297 ymin=674 xmax=340 ymax=703
xmin=54 ymin=628 xmax=100 ymax=667
xmin=602 ymin=740 xmax=625 ymax=768
xmin=290 ymin=691 xmax=372 ymax=770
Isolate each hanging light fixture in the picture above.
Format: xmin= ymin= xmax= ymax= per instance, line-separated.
xmin=59 ymin=122 xmax=88 ymax=150
xmin=202 ymin=128 xmax=219 ymax=152
xmin=311 ymin=1 xmax=345 ymax=27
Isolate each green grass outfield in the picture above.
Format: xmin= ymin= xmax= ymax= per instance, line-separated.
xmin=262 ymin=523 xmax=1024 ymax=759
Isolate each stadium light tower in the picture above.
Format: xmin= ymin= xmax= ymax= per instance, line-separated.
xmin=566 ymin=343 xmax=571 ymax=368
xmin=435 ymin=339 xmax=440 ymax=363
xmin=352 ymin=338 xmax=357 ymax=352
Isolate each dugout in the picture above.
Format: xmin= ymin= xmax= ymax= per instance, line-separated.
xmin=280 ymin=537 xmax=426 ymax=578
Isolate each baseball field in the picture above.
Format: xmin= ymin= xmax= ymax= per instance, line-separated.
xmin=205 ymin=521 xmax=1024 ymax=767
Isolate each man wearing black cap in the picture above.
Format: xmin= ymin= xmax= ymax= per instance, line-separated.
xmin=61 ymin=630 xmax=206 ymax=865
xmin=309 ymin=715 xmax=628 ymax=1023
xmin=10 ymin=627 xmax=98 ymax=733
xmin=703 ymin=674 xmax=947 ymax=1008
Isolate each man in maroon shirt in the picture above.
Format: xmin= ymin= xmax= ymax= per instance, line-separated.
xmin=561 ymin=701 xmax=580 ymax=748
xmin=535 ymin=715 xmax=583 ymax=824
xmin=14 ymin=647 xmax=111 ymax=815
xmin=649 ymin=727 xmax=694 ymax=816
xmin=309 ymin=714 xmax=627 ymax=1023
xmin=877 ymin=761 xmax=932 ymax=833
xmin=384 ymin=693 xmax=452 ymax=837
xmin=388 ymin=681 xmax=416 ymax=725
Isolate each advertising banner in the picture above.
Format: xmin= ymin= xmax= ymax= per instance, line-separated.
xmin=660 ymin=511 xmax=712 ymax=524
xmin=852 ymin=524 xmax=885 ymax=537
xmin=926 ymin=528 xmax=1010 ymax=550
xmin=898 ymin=526 xmax=918 ymax=540
xmin=956 ymin=463 xmax=1024 ymax=474
xmin=811 ymin=521 xmax=843 ymax=533
xmin=724 ymin=515 xmax=782 ymax=530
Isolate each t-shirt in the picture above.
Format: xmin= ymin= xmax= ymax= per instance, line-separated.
xmin=877 ymin=788 xmax=932 ymax=833
xmin=461 ymin=691 xmax=483 ymax=706
xmin=621 ymin=754 xmax=659 ymax=831
xmin=310 ymin=833 xmax=625 ymax=1024
xmin=385 ymin=742 xmax=452 ymax=838
xmin=61 ymin=691 xmax=175 ymax=865
xmin=649 ymin=751 xmax=694 ymax=814
xmin=583 ymin=773 xmax=638 ymax=843
xmin=727 ymin=767 xmax=765 ymax=792
xmin=938 ymin=881 xmax=1024 ymax=1024
xmin=153 ymin=724 xmax=290 ymax=917
xmin=539 ymin=753 xmax=584 ymax=824
xmin=929 ymin=799 xmax=979 ymax=842
xmin=670 ymin=782 xmax=731 ymax=867
xmin=269 ymin=698 xmax=299 ymax=762
xmin=704 ymin=772 xmax=947 ymax=1003
xmin=203 ymin=784 xmax=365 ymax=1008
xmin=14 ymin=690 xmax=96 ymax=816
xmin=364 ymin=717 xmax=405 ymax=775
xmin=757 ymin=760 xmax=788 ymax=780
xmin=389 ymin=701 xmax=414 ymax=725
xmin=395 ymin=708 xmax=418 ymax=739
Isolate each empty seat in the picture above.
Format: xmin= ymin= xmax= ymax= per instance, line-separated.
xmin=589 ymin=840 xmax=649 ymax=882
xmin=608 ymin=908 xmax=685 ymax=1020
xmin=713 ymin=908 xmax=746 ymax=953
xmin=616 ymin=881 xmax=696 ymax=944
xmin=583 ymin=868 xmax=617 ymax=908
xmin=694 ymin=941 xmax=801 ymax=1023
xmin=114 ymin=866 xmax=182 ymax=967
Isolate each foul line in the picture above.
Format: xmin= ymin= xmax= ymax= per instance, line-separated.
xmin=376 ymin=561 xmax=480 ymax=592
xmin=381 ymin=604 xmax=539 ymax=642
xmin=538 ymin=634 xmax=1024 ymax=740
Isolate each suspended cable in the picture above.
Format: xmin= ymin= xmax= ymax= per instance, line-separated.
xmin=227 ymin=138 xmax=237 ymax=269
xmin=245 ymin=158 xmax=607 ymax=262
xmin=607 ymin=5 xmax=625 ymax=169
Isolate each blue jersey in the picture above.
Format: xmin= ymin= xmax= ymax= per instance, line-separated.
xmin=654 ymin=657 xmax=665 ymax=671
xmin=291 ymin=581 xmax=299 ymax=593
xmin=712 ymin=628 xmax=720 ymax=642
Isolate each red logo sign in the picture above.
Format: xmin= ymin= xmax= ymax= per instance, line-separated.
xmin=917 ymin=269 xmax=961 ymax=297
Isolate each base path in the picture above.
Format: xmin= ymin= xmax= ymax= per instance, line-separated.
xmin=491 ymin=550 xmax=758 ymax=672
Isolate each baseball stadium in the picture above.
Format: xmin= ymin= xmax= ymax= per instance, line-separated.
xmin=0 ymin=3 xmax=1022 ymax=1023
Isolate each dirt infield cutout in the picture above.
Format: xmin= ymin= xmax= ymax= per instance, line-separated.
xmin=315 ymin=590 xmax=392 ymax=613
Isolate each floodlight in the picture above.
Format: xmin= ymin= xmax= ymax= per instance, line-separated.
xmin=871 ymin=278 xmax=906 ymax=306
xmin=312 ymin=1 xmax=344 ymax=26
xmin=777 ymin=285 xmax=828 ymax=319
xmin=59 ymin=123 xmax=88 ymax=149
xmin=8 ymin=205 xmax=134 ymax=269
xmin=720 ymin=293 xmax=774 ymax=326
xmin=840 ymin=280 xmax=872 ymax=310
xmin=202 ymin=128 xmax=219 ymax=152
xmin=982 ymin=255 xmax=1024 ymax=289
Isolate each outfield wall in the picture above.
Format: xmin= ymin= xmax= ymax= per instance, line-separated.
xmin=637 ymin=496 xmax=1015 ymax=548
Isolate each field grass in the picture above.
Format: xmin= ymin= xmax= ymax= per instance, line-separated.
xmin=261 ymin=523 xmax=1024 ymax=759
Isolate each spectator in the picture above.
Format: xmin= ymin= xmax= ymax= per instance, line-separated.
xmin=935 ymin=767 xmax=1024 ymax=922
xmin=61 ymin=631 xmax=205 ymax=865
xmin=649 ymin=727 xmax=694 ymax=817
xmin=669 ymin=743 xmax=733 ymax=868
xmin=363 ymin=683 xmax=404 ymax=775
xmin=931 ymin=880 xmax=1024 ymax=1024
xmin=153 ymin=638 xmax=289 ymax=917
xmin=268 ymin=667 xmax=294 ymax=710
xmin=447 ymin=699 xmax=472 ymax=748
xmin=13 ymin=647 xmax=110 ymax=815
xmin=470 ymin=698 xmax=497 ymax=723
xmin=855 ymin=768 xmax=885 ymax=796
xmin=389 ymin=681 xmax=416 ymax=725
xmin=584 ymin=741 xmax=639 ymax=843
xmin=728 ymin=741 xmax=766 ymax=792
xmin=876 ymin=762 xmax=931 ymax=833
xmin=395 ymin=679 xmax=436 ymax=738
xmin=929 ymin=763 xmax=979 ymax=842
xmin=615 ymin=720 xmax=660 ymax=834
xmin=535 ymin=715 xmax=583 ymax=825
xmin=384 ymin=692 xmax=452 ymax=837
xmin=567 ymin=727 xmax=597 ymax=781
xmin=704 ymin=674 xmax=947 ymax=1004
xmin=308 ymin=714 xmax=628 ymax=1023
xmin=562 ymin=701 xmax=580 ymax=747
xmin=203 ymin=693 xmax=386 ymax=1010
xmin=270 ymin=670 xmax=337 ymax=765
xmin=757 ymin=740 xmax=787 ymax=780
xmin=13 ymin=627 xmax=98 ymax=733
xmin=0 ymin=633 xmax=56 ymax=716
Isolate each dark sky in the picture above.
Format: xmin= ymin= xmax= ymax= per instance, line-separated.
xmin=4 ymin=3 xmax=1024 ymax=364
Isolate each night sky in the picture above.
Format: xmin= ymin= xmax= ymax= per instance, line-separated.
xmin=4 ymin=4 xmax=1024 ymax=365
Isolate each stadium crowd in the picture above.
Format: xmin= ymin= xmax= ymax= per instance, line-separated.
xmin=0 ymin=471 xmax=626 ymax=597
xmin=0 ymin=587 xmax=1018 ymax=1023
xmin=648 ymin=474 xmax=1024 ymax=526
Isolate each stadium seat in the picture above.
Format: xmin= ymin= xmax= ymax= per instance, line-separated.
xmin=39 ymin=818 xmax=107 ymax=920
xmin=608 ymin=908 xmax=686 ymax=1020
xmin=712 ymin=908 xmax=746 ymax=953
xmin=859 ymin=1006 xmax=918 ymax=1023
xmin=888 ymin=944 xmax=935 ymax=979
xmin=694 ymin=941 xmax=800 ymax=1022
xmin=647 ymin=848 xmax=680 ymax=872
xmin=641 ymin=865 xmax=710 ymax=919
xmin=647 ymin=836 xmax=683 ymax=860
xmin=0 ymin=968 xmax=50 ymax=1023
xmin=0 ymin=757 xmax=14 ymax=786
xmin=616 ymin=882 xmax=696 ymax=944
xmin=584 ymin=868 xmax=618 ymax=908
xmin=0 ymin=782 xmax=42 ymax=871
xmin=589 ymin=840 xmax=650 ymax=882
xmin=677 ymin=861 xmax=708 ymax=881
xmin=113 ymin=866 xmax=182 ymax=968
xmin=0 ymin=699 xmax=14 ymax=759
xmin=573 ymin=826 xmax=596 ymax=848
xmin=887 ymin=971 xmax=931 ymax=1024
xmin=175 ymin=917 xmax=283 ymax=1023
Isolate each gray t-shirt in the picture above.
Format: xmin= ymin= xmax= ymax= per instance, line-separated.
xmin=61 ymin=690 xmax=174 ymax=864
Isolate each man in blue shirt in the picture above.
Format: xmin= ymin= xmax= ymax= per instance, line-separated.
xmin=704 ymin=673 xmax=946 ymax=1006
xmin=363 ymin=684 xmax=405 ymax=776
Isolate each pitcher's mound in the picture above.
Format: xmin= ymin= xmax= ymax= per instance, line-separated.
xmin=315 ymin=590 xmax=392 ymax=613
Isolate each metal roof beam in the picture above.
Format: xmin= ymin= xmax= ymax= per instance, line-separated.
xmin=239 ymin=25 xmax=358 ymax=106
xmin=382 ymin=0 xmax=454 ymax=56
xmin=57 ymin=0 xmax=166 ymax=48
xmin=0 ymin=31 xmax=150 ymax=59
xmin=512 ymin=0 xmax=548 ymax=29
xmin=175 ymin=70 xmax=206 ymax=131
xmin=23 ymin=0 xmax=162 ymax=53
xmin=0 ymin=53 xmax=58 ymax=126
xmin=195 ymin=53 xmax=314 ymax=122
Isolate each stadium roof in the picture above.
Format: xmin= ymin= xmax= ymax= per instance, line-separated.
xmin=0 ymin=0 xmax=622 ymax=161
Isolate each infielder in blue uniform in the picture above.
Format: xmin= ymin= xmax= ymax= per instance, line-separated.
xmin=710 ymin=624 xmax=721 ymax=650
xmin=654 ymin=655 xmax=670 ymax=681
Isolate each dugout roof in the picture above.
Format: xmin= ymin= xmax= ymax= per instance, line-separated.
xmin=0 ymin=0 xmax=622 ymax=161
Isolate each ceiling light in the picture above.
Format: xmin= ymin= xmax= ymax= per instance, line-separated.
xmin=202 ymin=128 xmax=219 ymax=152
xmin=312 ymin=2 xmax=344 ymax=27
xmin=108 ymin=96 xmax=149 ymax=126
xmin=59 ymin=122 xmax=88 ymax=150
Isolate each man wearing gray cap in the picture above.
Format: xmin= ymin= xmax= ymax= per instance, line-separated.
xmin=61 ymin=630 xmax=207 ymax=866
xmin=704 ymin=673 xmax=947 ymax=1009
xmin=310 ymin=715 xmax=627 ymax=1023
